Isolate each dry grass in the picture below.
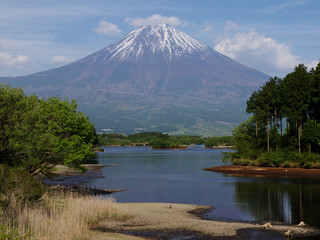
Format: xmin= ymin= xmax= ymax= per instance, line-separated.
xmin=1 ymin=193 xmax=127 ymax=240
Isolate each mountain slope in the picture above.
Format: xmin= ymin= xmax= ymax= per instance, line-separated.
xmin=0 ymin=24 xmax=269 ymax=135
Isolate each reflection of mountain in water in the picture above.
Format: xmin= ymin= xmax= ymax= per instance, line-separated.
xmin=233 ymin=179 xmax=320 ymax=227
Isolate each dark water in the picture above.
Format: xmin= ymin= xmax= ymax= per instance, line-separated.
xmin=86 ymin=147 xmax=320 ymax=230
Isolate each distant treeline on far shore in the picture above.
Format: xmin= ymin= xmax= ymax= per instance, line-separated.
xmin=97 ymin=132 xmax=234 ymax=149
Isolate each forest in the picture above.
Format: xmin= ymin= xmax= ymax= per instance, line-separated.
xmin=97 ymin=132 xmax=235 ymax=148
xmin=225 ymin=62 xmax=320 ymax=168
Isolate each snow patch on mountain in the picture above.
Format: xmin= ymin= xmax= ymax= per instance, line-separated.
xmin=96 ymin=24 xmax=213 ymax=62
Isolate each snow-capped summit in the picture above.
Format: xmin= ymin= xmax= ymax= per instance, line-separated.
xmin=106 ymin=24 xmax=210 ymax=61
xmin=84 ymin=24 xmax=215 ymax=63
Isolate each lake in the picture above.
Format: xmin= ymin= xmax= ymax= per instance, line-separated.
xmin=86 ymin=146 xmax=320 ymax=229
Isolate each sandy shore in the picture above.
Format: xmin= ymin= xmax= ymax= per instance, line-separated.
xmin=205 ymin=165 xmax=320 ymax=178
xmin=90 ymin=202 xmax=319 ymax=240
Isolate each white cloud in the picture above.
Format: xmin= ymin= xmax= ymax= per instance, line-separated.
xmin=214 ymin=29 xmax=300 ymax=75
xmin=93 ymin=21 xmax=121 ymax=36
xmin=255 ymin=1 xmax=307 ymax=14
xmin=0 ymin=52 xmax=30 ymax=67
xmin=306 ymin=60 xmax=318 ymax=70
xmin=224 ymin=21 xmax=239 ymax=31
xmin=51 ymin=55 xmax=74 ymax=65
xmin=0 ymin=52 xmax=31 ymax=76
xmin=204 ymin=26 xmax=213 ymax=32
xmin=125 ymin=14 xmax=181 ymax=27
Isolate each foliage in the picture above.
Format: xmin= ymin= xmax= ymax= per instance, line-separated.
xmin=150 ymin=139 xmax=181 ymax=149
xmin=97 ymin=132 xmax=235 ymax=148
xmin=0 ymin=84 xmax=96 ymax=175
xmin=205 ymin=136 xmax=235 ymax=147
xmin=229 ymin=151 xmax=320 ymax=169
xmin=228 ymin=61 xmax=320 ymax=168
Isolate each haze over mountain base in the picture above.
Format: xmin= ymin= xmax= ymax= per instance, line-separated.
xmin=80 ymin=98 xmax=247 ymax=136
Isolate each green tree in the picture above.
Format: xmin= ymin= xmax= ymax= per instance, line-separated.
xmin=231 ymin=117 xmax=265 ymax=159
xmin=0 ymin=85 xmax=30 ymax=165
xmin=310 ymin=62 xmax=320 ymax=122
xmin=282 ymin=64 xmax=312 ymax=153
xmin=246 ymin=77 xmax=281 ymax=152
xmin=0 ymin=85 xmax=96 ymax=175
xmin=301 ymin=121 xmax=320 ymax=154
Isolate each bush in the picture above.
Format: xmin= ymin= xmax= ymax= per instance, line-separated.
xmin=311 ymin=162 xmax=320 ymax=169
xmin=231 ymin=158 xmax=254 ymax=166
xmin=0 ymin=165 xmax=44 ymax=210
xmin=150 ymin=139 xmax=180 ymax=149
xmin=230 ymin=151 xmax=320 ymax=169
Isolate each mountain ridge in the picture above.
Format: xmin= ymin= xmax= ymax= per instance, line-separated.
xmin=0 ymin=24 xmax=270 ymax=135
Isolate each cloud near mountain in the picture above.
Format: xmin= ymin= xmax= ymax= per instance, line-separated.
xmin=125 ymin=14 xmax=182 ymax=27
xmin=214 ymin=29 xmax=299 ymax=76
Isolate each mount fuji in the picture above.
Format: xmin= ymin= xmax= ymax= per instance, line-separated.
xmin=0 ymin=24 xmax=269 ymax=136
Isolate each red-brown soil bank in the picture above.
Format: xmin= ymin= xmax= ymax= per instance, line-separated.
xmin=204 ymin=165 xmax=320 ymax=178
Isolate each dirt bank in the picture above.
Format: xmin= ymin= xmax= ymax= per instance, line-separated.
xmin=204 ymin=165 xmax=320 ymax=178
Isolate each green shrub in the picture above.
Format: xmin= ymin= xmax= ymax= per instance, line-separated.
xmin=231 ymin=158 xmax=253 ymax=166
xmin=0 ymin=165 xmax=44 ymax=210
xmin=303 ymin=161 xmax=312 ymax=169
xmin=311 ymin=162 xmax=320 ymax=169
xmin=256 ymin=152 xmax=285 ymax=167
xmin=280 ymin=161 xmax=291 ymax=168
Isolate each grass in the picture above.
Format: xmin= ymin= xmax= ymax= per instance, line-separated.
xmin=0 ymin=191 xmax=128 ymax=240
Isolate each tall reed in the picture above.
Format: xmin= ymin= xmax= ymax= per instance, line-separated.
xmin=1 ymin=192 xmax=125 ymax=240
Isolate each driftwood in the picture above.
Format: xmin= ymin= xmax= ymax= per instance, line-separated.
xmin=262 ymin=222 xmax=272 ymax=229
xmin=284 ymin=230 xmax=293 ymax=239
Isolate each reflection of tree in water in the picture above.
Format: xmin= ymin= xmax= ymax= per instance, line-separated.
xmin=233 ymin=180 xmax=320 ymax=227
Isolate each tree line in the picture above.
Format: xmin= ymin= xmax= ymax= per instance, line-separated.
xmin=227 ymin=61 xmax=320 ymax=168
xmin=97 ymin=132 xmax=235 ymax=148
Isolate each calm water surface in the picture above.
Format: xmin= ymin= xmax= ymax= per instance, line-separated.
xmin=87 ymin=147 xmax=320 ymax=229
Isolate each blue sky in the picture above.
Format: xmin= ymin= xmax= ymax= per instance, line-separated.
xmin=0 ymin=0 xmax=319 ymax=77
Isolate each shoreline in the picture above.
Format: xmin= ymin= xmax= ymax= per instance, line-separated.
xmin=204 ymin=165 xmax=320 ymax=178
xmin=43 ymin=164 xmax=127 ymax=193
xmin=44 ymin=164 xmax=320 ymax=239
xmin=91 ymin=202 xmax=320 ymax=240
